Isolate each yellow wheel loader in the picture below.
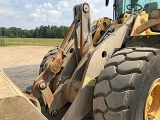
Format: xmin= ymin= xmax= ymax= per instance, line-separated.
xmin=1 ymin=0 xmax=160 ymax=120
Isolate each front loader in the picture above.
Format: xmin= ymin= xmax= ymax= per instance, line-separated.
xmin=1 ymin=0 xmax=160 ymax=120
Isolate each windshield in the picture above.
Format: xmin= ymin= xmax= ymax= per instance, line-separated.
xmin=114 ymin=0 xmax=160 ymax=19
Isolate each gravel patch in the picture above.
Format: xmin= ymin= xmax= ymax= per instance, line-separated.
xmin=3 ymin=64 xmax=39 ymax=92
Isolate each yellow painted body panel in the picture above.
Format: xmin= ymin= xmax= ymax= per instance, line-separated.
xmin=92 ymin=18 xmax=111 ymax=43
xmin=131 ymin=11 xmax=160 ymax=36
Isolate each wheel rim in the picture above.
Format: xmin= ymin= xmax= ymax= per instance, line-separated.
xmin=145 ymin=78 xmax=160 ymax=120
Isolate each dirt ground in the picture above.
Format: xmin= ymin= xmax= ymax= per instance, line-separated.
xmin=0 ymin=46 xmax=53 ymax=68
xmin=1 ymin=46 xmax=67 ymax=120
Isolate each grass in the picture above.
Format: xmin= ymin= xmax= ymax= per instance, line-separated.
xmin=0 ymin=38 xmax=63 ymax=46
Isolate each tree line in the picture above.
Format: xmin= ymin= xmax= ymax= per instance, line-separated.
xmin=0 ymin=25 xmax=69 ymax=38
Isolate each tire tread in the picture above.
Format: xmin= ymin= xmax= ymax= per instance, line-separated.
xmin=94 ymin=47 xmax=159 ymax=120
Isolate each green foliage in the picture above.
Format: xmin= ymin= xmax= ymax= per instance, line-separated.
xmin=4 ymin=38 xmax=62 ymax=46
xmin=0 ymin=25 xmax=69 ymax=38
xmin=0 ymin=37 xmax=6 ymax=46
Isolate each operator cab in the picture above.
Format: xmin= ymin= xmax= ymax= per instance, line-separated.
xmin=106 ymin=0 xmax=160 ymax=32
xmin=106 ymin=0 xmax=160 ymax=20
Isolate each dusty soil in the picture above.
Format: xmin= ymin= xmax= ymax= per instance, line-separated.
xmin=1 ymin=46 xmax=68 ymax=120
xmin=0 ymin=46 xmax=53 ymax=68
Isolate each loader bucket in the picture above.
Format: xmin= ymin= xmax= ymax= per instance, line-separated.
xmin=0 ymin=69 xmax=46 ymax=120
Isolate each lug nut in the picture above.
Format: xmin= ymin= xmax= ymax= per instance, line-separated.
xmin=50 ymin=63 xmax=61 ymax=73
xmin=83 ymin=3 xmax=89 ymax=13
xmin=51 ymin=110 xmax=58 ymax=117
xmin=39 ymin=81 xmax=47 ymax=90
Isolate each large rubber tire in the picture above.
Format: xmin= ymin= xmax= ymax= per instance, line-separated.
xmin=39 ymin=46 xmax=58 ymax=74
xmin=39 ymin=40 xmax=74 ymax=75
xmin=39 ymin=40 xmax=74 ymax=93
xmin=93 ymin=47 xmax=160 ymax=120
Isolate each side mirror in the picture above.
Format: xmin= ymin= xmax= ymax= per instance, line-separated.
xmin=106 ymin=0 xmax=109 ymax=6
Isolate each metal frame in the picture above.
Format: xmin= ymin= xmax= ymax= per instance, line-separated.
xmin=25 ymin=1 xmax=160 ymax=119
xmin=29 ymin=2 xmax=135 ymax=119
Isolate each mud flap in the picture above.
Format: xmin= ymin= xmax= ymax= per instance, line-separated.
xmin=0 ymin=69 xmax=46 ymax=120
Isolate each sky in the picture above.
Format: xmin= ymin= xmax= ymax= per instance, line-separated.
xmin=0 ymin=0 xmax=113 ymax=29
